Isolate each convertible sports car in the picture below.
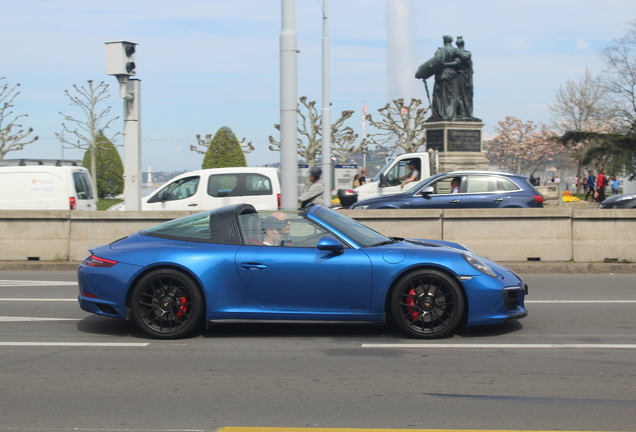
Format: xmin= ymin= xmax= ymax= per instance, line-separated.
xmin=78 ymin=203 xmax=528 ymax=339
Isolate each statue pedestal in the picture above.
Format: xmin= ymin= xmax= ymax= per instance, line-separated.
xmin=424 ymin=121 xmax=490 ymax=172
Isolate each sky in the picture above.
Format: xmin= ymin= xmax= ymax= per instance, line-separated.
xmin=3 ymin=0 xmax=636 ymax=173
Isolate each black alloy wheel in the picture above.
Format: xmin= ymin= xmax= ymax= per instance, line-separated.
xmin=391 ymin=269 xmax=464 ymax=339
xmin=131 ymin=269 xmax=204 ymax=339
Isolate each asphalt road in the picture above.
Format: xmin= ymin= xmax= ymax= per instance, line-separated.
xmin=1 ymin=271 xmax=635 ymax=432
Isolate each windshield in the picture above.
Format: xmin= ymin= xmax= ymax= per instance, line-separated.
xmin=371 ymin=159 xmax=394 ymax=182
xmin=313 ymin=206 xmax=391 ymax=247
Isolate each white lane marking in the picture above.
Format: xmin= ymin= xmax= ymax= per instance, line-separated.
xmin=0 ymin=316 xmax=81 ymax=322
xmin=362 ymin=343 xmax=636 ymax=349
xmin=0 ymin=342 xmax=149 ymax=347
xmin=0 ymin=298 xmax=76 ymax=301
xmin=526 ymin=300 xmax=636 ymax=303
xmin=0 ymin=280 xmax=78 ymax=286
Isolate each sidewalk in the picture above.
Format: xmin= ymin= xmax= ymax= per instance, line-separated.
xmin=1 ymin=260 xmax=634 ymax=274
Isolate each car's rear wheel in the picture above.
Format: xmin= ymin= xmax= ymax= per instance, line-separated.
xmin=390 ymin=269 xmax=464 ymax=339
xmin=131 ymin=269 xmax=204 ymax=339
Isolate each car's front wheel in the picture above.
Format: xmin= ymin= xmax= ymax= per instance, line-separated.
xmin=131 ymin=269 xmax=204 ymax=339
xmin=390 ymin=269 xmax=464 ymax=339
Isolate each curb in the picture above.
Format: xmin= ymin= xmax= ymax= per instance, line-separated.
xmin=1 ymin=260 xmax=635 ymax=274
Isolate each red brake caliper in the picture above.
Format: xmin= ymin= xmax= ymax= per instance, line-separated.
xmin=175 ymin=296 xmax=188 ymax=319
xmin=406 ymin=289 xmax=418 ymax=320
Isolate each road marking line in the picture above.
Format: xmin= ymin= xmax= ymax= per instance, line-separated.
xmin=0 ymin=298 xmax=76 ymax=301
xmin=0 ymin=280 xmax=78 ymax=286
xmin=220 ymin=428 xmax=607 ymax=432
xmin=362 ymin=343 xmax=636 ymax=349
xmin=0 ymin=316 xmax=81 ymax=322
xmin=526 ymin=300 xmax=636 ymax=303
xmin=0 ymin=342 xmax=149 ymax=347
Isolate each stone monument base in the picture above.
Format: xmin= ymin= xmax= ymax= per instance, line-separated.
xmin=424 ymin=121 xmax=490 ymax=173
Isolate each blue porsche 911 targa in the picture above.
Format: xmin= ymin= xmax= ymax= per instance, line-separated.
xmin=78 ymin=203 xmax=527 ymax=339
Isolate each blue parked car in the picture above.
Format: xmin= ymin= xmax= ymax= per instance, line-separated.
xmin=351 ymin=171 xmax=544 ymax=209
xmin=78 ymin=203 xmax=528 ymax=339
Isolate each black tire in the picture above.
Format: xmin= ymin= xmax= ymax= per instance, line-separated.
xmin=131 ymin=269 xmax=204 ymax=339
xmin=390 ymin=269 xmax=464 ymax=339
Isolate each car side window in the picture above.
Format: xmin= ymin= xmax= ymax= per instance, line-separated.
xmin=465 ymin=176 xmax=498 ymax=193
xmin=498 ymin=177 xmax=521 ymax=191
xmin=430 ymin=177 xmax=455 ymax=194
xmin=245 ymin=174 xmax=273 ymax=196
xmin=148 ymin=176 xmax=200 ymax=203
xmin=73 ymin=172 xmax=94 ymax=200
xmin=238 ymin=212 xmax=334 ymax=248
xmin=208 ymin=174 xmax=239 ymax=197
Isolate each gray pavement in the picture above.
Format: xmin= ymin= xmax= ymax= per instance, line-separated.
xmin=1 ymin=259 xmax=635 ymax=274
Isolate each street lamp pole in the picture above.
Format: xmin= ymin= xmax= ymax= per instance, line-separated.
xmin=321 ymin=0 xmax=332 ymax=205
xmin=280 ymin=0 xmax=299 ymax=210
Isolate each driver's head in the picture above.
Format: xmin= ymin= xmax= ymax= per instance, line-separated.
xmin=271 ymin=211 xmax=291 ymax=235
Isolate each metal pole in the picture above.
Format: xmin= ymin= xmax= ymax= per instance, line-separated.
xmin=123 ymin=78 xmax=142 ymax=210
xmin=321 ymin=0 xmax=332 ymax=205
xmin=280 ymin=0 xmax=298 ymax=210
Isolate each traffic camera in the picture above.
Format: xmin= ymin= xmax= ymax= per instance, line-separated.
xmin=105 ymin=41 xmax=137 ymax=76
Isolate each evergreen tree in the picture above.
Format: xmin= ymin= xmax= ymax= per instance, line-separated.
xmin=201 ymin=126 xmax=247 ymax=169
xmin=82 ymin=132 xmax=124 ymax=198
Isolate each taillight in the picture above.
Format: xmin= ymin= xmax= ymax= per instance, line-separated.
xmin=70 ymin=197 xmax=76 ymax=210
xmin=85 ymin=255 xmax=118 ymax=267
xmin=533 ymin=195 xmax=544 ymax=204
xmin=277 ymin=193 xmax=281 ymax=209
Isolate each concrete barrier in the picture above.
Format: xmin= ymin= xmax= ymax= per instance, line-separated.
xmin=1 ymin=208 xmax=634 ymax=262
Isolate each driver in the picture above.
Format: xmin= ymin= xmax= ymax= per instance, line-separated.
xmin=399 ymin=161 xmax=419 ymax=189
xmin=262 ymin=217 xmax=285 ymax=246
xmin=271 ymin=211 xmax=293 ymax=246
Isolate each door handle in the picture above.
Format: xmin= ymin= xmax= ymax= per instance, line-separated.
xmin=241 ymin=263 xmax=267 ymax=270
xmin=450 ymin=199 xmax=460 ymax=203
xmin=188 ymin=203 xmax=198 ymax=206
xmin=493 ymin=198 xmax=503 ymax=202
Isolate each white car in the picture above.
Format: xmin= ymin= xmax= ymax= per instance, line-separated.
xmin=108 ymin=167 xmax=281 ymax=211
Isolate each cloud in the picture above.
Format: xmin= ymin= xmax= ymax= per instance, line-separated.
xmin=576 ymin=38 xmax=591 ymax=51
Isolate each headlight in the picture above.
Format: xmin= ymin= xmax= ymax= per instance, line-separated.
xmin=462 ymin=253 xmax=498 ymax=278
xmin=352 ymin=205 xmax=369 ymax=209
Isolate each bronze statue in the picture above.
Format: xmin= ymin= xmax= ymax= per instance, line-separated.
xmin=415 ymin=35 xmax=480 ymax=122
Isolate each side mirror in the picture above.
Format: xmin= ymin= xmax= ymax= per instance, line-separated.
xmin=317 ymin=236 xmax=344 ymax=256
xmin=420 ymin=186 xmax=434 ymax=197
xmin=379 ymin=174 xmax=387 ymax=188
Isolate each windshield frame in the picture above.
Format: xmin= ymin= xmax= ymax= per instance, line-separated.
xmin=311 ymin=205 xmax=391 ymax=248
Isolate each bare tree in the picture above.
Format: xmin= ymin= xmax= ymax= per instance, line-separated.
xmin=268 ymin=96 xmax=365 ymax=166
xmin=600 ymin=19 xmax=636 ymax=133
xmin=0 ymin=77 xmax=39 ymax=159
xmin=55 ymin=80 xmax=119 ymax=195
xmin=549 ymin=68 xmax=612 ymax=132
xmin=364 ymin=98 xmax=428 ymax=154
xmin=548 ymin=69 xmax=617 ymax=191
xmin=328 ymin=110 xmax=368 ymax=163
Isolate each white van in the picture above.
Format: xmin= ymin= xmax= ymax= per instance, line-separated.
xmin=0 ymin=163 xmax=96 ymax=211
xmin=354 ymin=152 xmax=433 ymax=201
xmin=109 ymin=167 xmax=281 ymax=211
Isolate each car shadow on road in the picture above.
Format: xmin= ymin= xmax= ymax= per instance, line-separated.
xmin=75 ymin=315 xmax=524 ymax=340
xmin=455 ymin=320 xmax=524 ymax=338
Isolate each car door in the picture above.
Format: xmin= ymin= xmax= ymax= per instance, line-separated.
xmin=461 ymin=175 xmax=509 ymax=208
xmin=410 ymin=176 xmax=462 ymax=209
xmin=72 ymin=171 xmax=96 ymax=211
xmin=203 ymin=173 xmax=276 ymax=211
xmin=144 ymin=176 xmax=202 ymax=210
xmin=234 ymin=215 xmax=373 ymax=312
